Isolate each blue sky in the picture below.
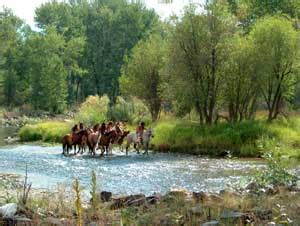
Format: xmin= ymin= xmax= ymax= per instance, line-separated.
xmin=0 ymin=0 xmax=204 ymax=29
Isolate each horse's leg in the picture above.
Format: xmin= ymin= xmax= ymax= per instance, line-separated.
xmin=134 ymin=143 xmax=140 ymax=154
xmin=99 ymin=146 xmax=105 ymax=157
xmin=143 ymin=143 xmax=149 ymax=155
xmin=77 ymin=145 xmax=81 ymax=154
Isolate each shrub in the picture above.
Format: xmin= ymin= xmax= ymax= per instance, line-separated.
xmin=75 ymin=95 xmax=109 ymax=126
xmin=109 ymin=96 xmax=151 ymax=124
xmin=255 ymin=153 xmax=298 ymax=187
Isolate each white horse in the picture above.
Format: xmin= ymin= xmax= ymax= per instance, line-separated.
xmin=124 ymin=128 xmax=154 ymax=155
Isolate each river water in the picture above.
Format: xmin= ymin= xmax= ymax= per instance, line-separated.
xmin=0 ymin=127 xmax=264 ymax=195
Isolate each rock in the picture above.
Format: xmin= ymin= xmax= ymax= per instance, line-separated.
xmin=208 ymin=194 xmax=223 ymax=202
xmin=44 ymin=217 xmax=64 ymax=225
xmin=265 ymin=185 xmax=278 ymax=195
xmin=111 ymin=194 xmax=146 ymax=209
xmin=0 ymin=203 xmax=18 ymax=218
xmin=245 ymin=182 xmax=259 ymax=192
xmin=190 ymin=206 xmax=203 ymax=216
xmin=220 ymin=210 xmax=245 ymax=219
xmin=266 ymin=222 xmax=276 ymax=226
xmin=146 ymin=195 xmax=160 ymax=205
xmin=126 ymin=197 xmax=145 ymax=207
xmin=193 ymin=191 xmax=208 ymax=202
xmin=169 ymin=188 xmax=189 ymax=198
xmin=202 ymin=220 xmax=219 ymax=225
xmin=254 ymin=208 xmax=272 ymax=221
xmin=100 ymin=191 xmax=112 ymax=202
xmin=1 ymin=216 xmax=31 ymax=226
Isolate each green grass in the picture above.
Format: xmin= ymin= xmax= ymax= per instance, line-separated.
xmin=152 ymin=119 xmax=268 ymax=157
xmin=18 ymin=121 xmax=72 ymax=143
xmin=17 ymin=117 xmax=300 ymax=158
xmin=152 ymin=118 xmax=300 ymax=158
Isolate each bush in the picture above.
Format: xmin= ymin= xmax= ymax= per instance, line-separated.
xmin=109 ymin=96 xmax=151 ymax=124
xmin=75 ymin=95 xmax=109 ymax=126
xmin=255 ymin=153 xmax=298 ymax=187
xmin=19 ymin=121 xmax=71 ymax=143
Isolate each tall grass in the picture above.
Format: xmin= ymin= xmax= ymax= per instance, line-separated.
xmin=152 ymin=119 xmax=269 ymax=157
xmin=18 ymin=121 xmax=72 ymax=143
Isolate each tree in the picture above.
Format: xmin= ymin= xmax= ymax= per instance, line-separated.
xmin=119 ymin=34 xmax=164 ymax=121
xmin=84 ymin=0 xmax=159 ymax=102
xmin=166 ymin=0 xmax=236 ymax=124
xmin=35 ymin=0 xmax=159 ymax=103
xmin=250 ymin=16 xmax=299 ymax=121
xmin=222 ymin=36 xmax=258 ymax=122
xmin=26 ymin=27 xmax=68 ymax=113
xmin=247 ymin=0 xmax=300 ymax=20
xmin=0 ymin=8 xmax=31 ymax=107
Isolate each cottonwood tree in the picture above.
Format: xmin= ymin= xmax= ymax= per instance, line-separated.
xmin=166 ymin=0 xmax=236 ymax=124
xmin=250 ymin=16 xmax=299 ymax=121
xmin=119 ymin=34 xmax=164 ymax=121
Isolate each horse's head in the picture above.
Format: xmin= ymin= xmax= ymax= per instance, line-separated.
xmin=145 ymin=128 xmax=154 ymax=138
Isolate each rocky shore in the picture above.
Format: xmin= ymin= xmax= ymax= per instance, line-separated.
xmin=1 ymin=174 xmax=300 ymax=226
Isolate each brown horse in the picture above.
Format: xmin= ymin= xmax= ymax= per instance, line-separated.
xmin=98 ymin=130 xmax=118 ymax=156
xmin=62 ymin=134 xmax=73 ymax=155
xmin=87 ymin=131 xmax=100 ymax=155
xmin=62 ymin=130 xmax=89 ymax=155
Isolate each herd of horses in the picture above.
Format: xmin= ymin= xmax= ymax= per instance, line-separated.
xmin=62 ymin=123 xmax=154 ymax=157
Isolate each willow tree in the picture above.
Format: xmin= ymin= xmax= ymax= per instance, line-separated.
xmin=250 ymin=16 xmax=299 ymax=121
xmin=166 ymin=0 xmax=236 ymax=124
xmin=119 ymin=34 xmax=164 ymax=121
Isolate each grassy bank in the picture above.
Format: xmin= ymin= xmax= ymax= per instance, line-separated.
xmin=18 ymin=118 xmax=300 ymax=158
xmin=18 ymin=121 xmax=72 ymax=143
xmin=152 ymin=118 xmax=300 ymax=158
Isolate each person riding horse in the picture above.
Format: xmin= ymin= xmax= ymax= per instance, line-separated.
xmin=106 ymin=121 xmax=114 ymax=133
xmin=136 ymin=122 xmax=145 ymax=145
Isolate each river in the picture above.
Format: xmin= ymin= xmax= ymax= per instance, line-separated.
xmin=0 ymin=127 xmax=264 ymax=195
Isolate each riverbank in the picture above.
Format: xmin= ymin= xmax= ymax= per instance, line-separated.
xmin=1 ymin=172 xmax=300 ymax=225
xmin=17 ymin=117 xmax=300 ymax=158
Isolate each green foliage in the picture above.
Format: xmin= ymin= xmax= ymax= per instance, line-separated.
xmin=222 ymin=36 xmax=258 ymax=122
xmin=256 ymin=153 xmax=298 ymax=187
xmin=109 ymin=96 xmax=151 ymax=124
xmin=83 ymin=0 xmax=159 ymax=101
xmin=165 ymin=1 xmax=237 ymax=124
xmin=250 ymin=16 xmax=299 ymax=121
xmin=247 ymin=0 xmax=300 ymax=20
xmin=152 ymin=119 xmax=267 ymax=157
xmin=1 ymin=1 xmax=159 ymax=109
xmin=120 ymin=34 xmax=164 ymax=121
xmin=75 ymin=95 xmax=109 ymax=126
xmin=18 ymin=121 xmax=71 ymax=143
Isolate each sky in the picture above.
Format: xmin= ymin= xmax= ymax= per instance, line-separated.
xmin=0 ymin=0 xmax=204 ymax=29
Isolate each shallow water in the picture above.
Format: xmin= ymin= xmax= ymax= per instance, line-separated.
xmin=0 ymin=144 xmax=265 ymax=195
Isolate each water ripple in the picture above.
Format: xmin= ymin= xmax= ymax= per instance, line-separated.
xmin=0 ymin=145 xmax=264 ymax=195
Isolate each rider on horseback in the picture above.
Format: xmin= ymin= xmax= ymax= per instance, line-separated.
xmin=136 ymin=122 xmax=145 ymax=145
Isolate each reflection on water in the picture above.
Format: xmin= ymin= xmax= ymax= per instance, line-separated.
xmin=0 ymin=145 xmax=265 ymax=195
xmin=0 ymin=126 xmax=18 ymax=146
